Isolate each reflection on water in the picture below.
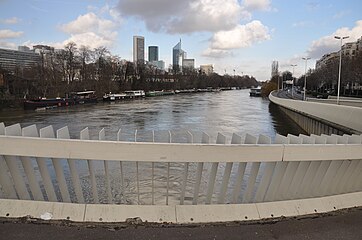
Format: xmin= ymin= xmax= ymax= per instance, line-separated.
xmin=1 ymin=90 xmax=306 ymax=204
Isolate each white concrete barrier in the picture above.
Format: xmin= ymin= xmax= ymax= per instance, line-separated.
xmin=269 ymin=91 xmax=362 ymax=133
xmin=0 ymin=122 xmax=361 ymax=207
xmin=0 ymin=122 xmax=361 ymax=223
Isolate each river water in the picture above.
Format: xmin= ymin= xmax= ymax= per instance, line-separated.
xmin=0 ymin=89 xmax=305 ymax=204
xmin=0 ymin=89 xmax=303 ymax=140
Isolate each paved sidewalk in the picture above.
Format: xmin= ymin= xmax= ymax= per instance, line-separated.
xmin=1 ymin=208 xmax=361 ymax=240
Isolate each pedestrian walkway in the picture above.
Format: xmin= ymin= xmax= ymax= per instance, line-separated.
xmin=0 ymin=207 xmax=361 ymax=240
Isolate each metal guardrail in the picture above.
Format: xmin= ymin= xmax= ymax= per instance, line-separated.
xmin=0 ymin=122 xmax=361 ymax=206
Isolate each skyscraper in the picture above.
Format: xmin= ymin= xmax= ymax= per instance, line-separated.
xmin=133 ymin=36 xmax=145 ymax=64
xmin=148 ymin=46 xmax=158 ymax=62
xmin=172 ymin=39 xmax=184 ymax=72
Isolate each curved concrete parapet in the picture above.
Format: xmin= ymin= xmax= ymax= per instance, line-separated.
xmin=269 ymin=91 xmax=362 ymax=133
xmin=1 ymin=192 xmax=361 ymax=223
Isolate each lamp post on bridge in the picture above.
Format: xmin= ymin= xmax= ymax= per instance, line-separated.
xmin=290 ymin=64 xmax=297 ymax=98
xmin=334 ymin=35 xmax=349 ymax=105
xmin=302 ymin=57 xmax=310 ymax=101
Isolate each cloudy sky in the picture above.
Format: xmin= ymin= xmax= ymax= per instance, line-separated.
xmin=0 ymin=0 xmax=361 ymax=80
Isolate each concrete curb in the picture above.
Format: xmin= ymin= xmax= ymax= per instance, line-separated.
xmin=0 ymin=192 xmax=361 ymax=224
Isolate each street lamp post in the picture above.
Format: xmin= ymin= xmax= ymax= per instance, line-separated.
xmin=334 ymin=35 xmax=349 ymax=104
xmin=290 ymin=64 xmax=297 ymax=98
xmin=302 ymin=57 xmax=310 ymax=101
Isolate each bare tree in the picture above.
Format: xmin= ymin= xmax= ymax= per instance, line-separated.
xmin=79 ymin=45 xmax=92 ymax=83
xmin=64 ymin=42 xmax=77 ymax=84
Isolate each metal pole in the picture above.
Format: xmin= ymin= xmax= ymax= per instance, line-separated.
xmin=335 ymin=35 xmax=349 ymax=105
xmin=291 ymin=64 xmax=297 ymax=98
xmin=303 ymin=57 xmax=310 ymax=101
xmin=337 ymin=38 xmax=342 ymax=104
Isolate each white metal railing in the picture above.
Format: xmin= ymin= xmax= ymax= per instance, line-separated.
xmin=0 ymin=122 xmax=361 ymax=205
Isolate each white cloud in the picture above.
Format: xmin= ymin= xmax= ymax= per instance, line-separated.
xmin=116 ymin=0 xmax=254 ymax=33
xmin=0 ymin=41 xmax=16 ymax=49
xmin=242 ymin=0 xmax=271 ymax=11
xmin=60 ymin=12 xmax=116 ymax=36
xmin=0 ymin=17 xmax=21 ymax=24
xmin=307 ymin=20 xmax=362 ymax=59
xmin=203 ymin=20 xmax=270 ymax=58
xmin=202 ymin=48 xmax=233 ymax=58
xmin=0 ymin=29 xmax=23 ymax=39
xmin=59 ymin=12 xmax=118 ymax=49
xmin=64 ymin=32 xmax=117 ymax=49
xmin=168 ymin=0 xmax=250 ymax=33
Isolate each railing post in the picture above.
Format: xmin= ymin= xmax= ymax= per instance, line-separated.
xmin=263 ymin=134 xmax=288 ymax=202
xmin=217 ymin=133 xmax=241 ymax=204
xmin=80 ymin=127 xmax=99 ymax=203
xmin=192 ymin=132 xmax=209 ymax=205
xmin=166 ymin=131 xmax=172 ymax=205
xmin=205 ymin=133 xmax=226 ymax=204
xmin=242 ymin=134 xmax=260 ymax=203
xmin=57 ymin=126 xmax=84 ymax=203
xmin=4 ymin=124 xmax=31 ymax=200
xmin=0 ymin=155 xmax=17 ymax=199
xmin=40 ymin=125 xmax=71 ymax=202
xmin=180 ymin=131 xmax=193 ymax=205
xmin=99 ymin=128 xmax=113 ymax=204
xmin=21 ymin=125 xmax=44 ymax=201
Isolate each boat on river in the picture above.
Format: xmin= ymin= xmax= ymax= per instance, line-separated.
xmin=103 ymin=92 xmax=128 ymax=101
xmin=146 ymin=90 xmax=175 ymax=97
xmin=24 ymin=90 xmax=98 ymax=110
xmin=250 ymin=87 xmax=261 ymax=97
xmin=24 ymin=97 xmax=75 ymax=110
xmin=124 ymin=90 xmax=145 ymax=98
xmin=71 ymin=91 xmax=98 ymax=104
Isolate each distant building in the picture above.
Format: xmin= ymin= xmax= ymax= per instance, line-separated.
xmin=182 ymin=59 xmax=195 ymax=70
xmin=357 ymin=36 xmax=362 ymax=52
xmin=316 ymin=35 xmax=362 ymax=69
xmin=316 ymin=52 xmax=339 ymax=69
xmin=150 ymin=60 xmax=165 ymax=70
xmin=341 ymin=42 xmax=358 ymax=58
xmin=271 ymin=60 xmax=279 ymax=77
xmin=200 ymin=64 xmax=213 ymax=75
xmin=0 ymin=47 xmax=41 ymax=73
xmin=33 ymin=45 xmax=54 ymax=53
xmin=172 ymin=39 xmax=185 ymax=72
xmin=18 ymin=46 xmax=31 ymax=52
xmin=148 ymin=46 xmax=158 ymax=62
xmin=133 ymin=36 xmax=145 ymax=64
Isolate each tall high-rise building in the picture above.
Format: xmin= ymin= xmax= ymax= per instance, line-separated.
xmin=172 ymin=39 xmax=184 ymax=72
xmin=148 ymin=46 xmax=158 ymax=62
xmin=133 ymin=36 xmax=145 ymax=64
